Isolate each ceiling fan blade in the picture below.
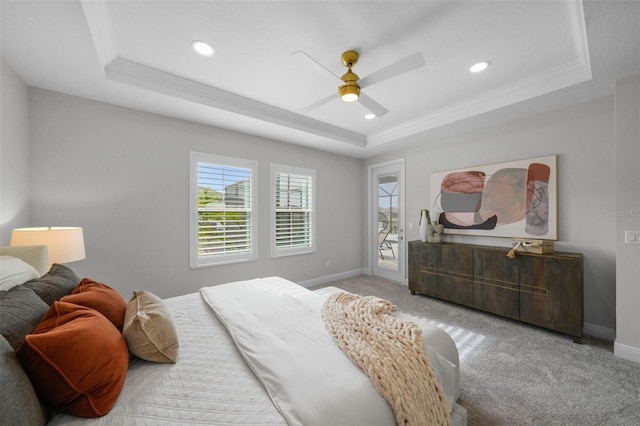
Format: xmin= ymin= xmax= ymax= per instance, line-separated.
xmin=359 ymin=52 xmax=425 ymax=89
xmin=301 ymin=92 xmax=336 ymax=113
xmin=358 ymin=93 xmax=389 ymax=117
xmin=290 ymin=51 xmax=342 ymax=81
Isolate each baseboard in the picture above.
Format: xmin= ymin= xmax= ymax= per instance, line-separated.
xmin=583 ymin=322 xmax=616 ymax=341
xmin=614 ymin=341 xmax=640 ymax=363
xmin=298 ymin=268 xmax=367 ymax=288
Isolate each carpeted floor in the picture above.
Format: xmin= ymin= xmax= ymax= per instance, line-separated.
xmin=312 ymin=275 xmax=640 ymax=426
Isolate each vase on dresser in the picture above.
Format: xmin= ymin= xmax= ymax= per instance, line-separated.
xmin=419 ymin=209 xmax=430 ymax=242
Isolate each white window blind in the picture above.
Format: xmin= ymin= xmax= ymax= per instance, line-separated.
xmin=271 ymin=164 xmax=316 ymax=257
xmin=190 ymin=152 xmax=257 ymax=267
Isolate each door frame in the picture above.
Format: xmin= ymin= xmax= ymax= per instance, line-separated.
xmin=367 ymin=158 xmax=406 ymax=283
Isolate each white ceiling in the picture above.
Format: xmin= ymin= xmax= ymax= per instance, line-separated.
xmin=2 ymin=1 xmax=639 ymax=158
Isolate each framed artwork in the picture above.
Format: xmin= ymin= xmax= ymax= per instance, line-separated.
xmin=430 ymin=155 xmax=558 ymax=239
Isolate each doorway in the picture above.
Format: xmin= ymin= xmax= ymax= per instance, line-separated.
xmin=369 ymin=159 xmax=405 ymax=282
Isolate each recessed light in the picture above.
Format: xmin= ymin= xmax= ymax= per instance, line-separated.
xmin=470 ymin=61 xmax=490 ymax=73
xmin=192 ymin=40 xmax=215 ymax=56
xmin=365 ymin=113 xmax=376 ymax=120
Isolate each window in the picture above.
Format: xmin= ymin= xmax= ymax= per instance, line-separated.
xmin=190 ymin=152 xmax=257 ymax=267
xmin=271 ymin=164 xmax=316 ymax=257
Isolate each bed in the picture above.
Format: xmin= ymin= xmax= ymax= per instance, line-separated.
xmin=1 ymin=245 xmax=467 ymax=425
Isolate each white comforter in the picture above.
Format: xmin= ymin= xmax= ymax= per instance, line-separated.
xmin=201 ymin=277 xmax=398 ymax=426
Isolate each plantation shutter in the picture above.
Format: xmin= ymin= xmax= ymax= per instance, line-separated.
xmin=272 ymin=165 xmax=315 ymax=256
xmin=191 ymin=152 xmax=257 ymax=267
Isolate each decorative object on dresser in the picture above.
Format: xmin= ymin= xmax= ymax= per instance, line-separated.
xmin=428 ymin=223 xmax=445 ymax=244
xmin=419 ymin=209 xmax=430 ymax=242
xmin=511 ymin=238 xmax=554 ymax=254
xmin=408 ymin=241 xmax=583 ymax=342
xmin=419 ymin=209 xmax=444 ymax=244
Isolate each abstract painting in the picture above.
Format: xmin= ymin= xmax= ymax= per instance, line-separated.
xmin=430 ymin=155 xmax=557 ymax=239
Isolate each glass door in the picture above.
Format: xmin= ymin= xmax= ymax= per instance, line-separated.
xmin=370 ymin=160 xmax=405 ymax=282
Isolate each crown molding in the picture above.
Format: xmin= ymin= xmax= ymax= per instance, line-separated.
xmin=566 ymin=0 xmax=591 ymax=69
xmin=106 ymin=58 xmax=366 ymax=147
xmin=367 ymin=59 xmax=592 ymax=147
xmin=80 ymin=0 xmax=117 ymax=71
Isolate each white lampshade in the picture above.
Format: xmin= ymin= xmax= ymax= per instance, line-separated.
xmin=11 ymin=227 xmax=86 ymax=264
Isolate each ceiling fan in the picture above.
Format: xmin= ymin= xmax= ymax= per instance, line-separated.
xmin=293 ymin=50 xmax=426 ymax=118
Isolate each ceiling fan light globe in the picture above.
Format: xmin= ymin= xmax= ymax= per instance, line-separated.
xmin=341 ymin=93 xmax=359 ymax=103
xmin=339 ymin=84 xmax=360 ymax=103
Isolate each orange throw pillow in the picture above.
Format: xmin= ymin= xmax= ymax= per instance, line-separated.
xmin=61 ymin=278 xmax=127 ymax=330
xmin=16 ymin=301 xmax=129 ymax=418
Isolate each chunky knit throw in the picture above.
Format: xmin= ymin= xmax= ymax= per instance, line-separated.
xmin=322 ymin=292 xmax=451 ymax=426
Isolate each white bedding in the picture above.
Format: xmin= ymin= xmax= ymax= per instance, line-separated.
xmin=49 ymin=291 xmax=287 ymax=425
xmin=201 ymin=277 xmax=397 ymax=426
xmin=49 ymin=277 xmax=466 ymax=426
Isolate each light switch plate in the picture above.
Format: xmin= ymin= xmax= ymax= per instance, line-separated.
xmin=625 ymin=231 xmax=640 ymax=244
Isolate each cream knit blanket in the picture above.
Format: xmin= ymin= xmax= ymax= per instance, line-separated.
xmin=322 ymin=292 xmax=451 ymax=426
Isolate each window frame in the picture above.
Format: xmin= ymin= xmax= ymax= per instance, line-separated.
xmin=270 ymin=163 xmax=316 ymax=258
xmin=190 ymin=151 xmax=258 ymax=268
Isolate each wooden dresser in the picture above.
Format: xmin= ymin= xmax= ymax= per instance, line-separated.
xmin=408 ymin=241 xmax=583 ymax=342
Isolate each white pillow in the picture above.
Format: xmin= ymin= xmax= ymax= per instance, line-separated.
xmin=0 ymin=256 xmax=40 ymax=291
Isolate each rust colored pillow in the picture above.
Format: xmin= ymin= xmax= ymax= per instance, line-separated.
xmin=16 ymin=301 xmax=129 ymax=418
xmin=61 ymin=278 xmax=127 ymax=330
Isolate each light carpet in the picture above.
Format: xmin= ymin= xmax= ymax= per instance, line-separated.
xmin=312 ymin=275 xmax=640 ymax=426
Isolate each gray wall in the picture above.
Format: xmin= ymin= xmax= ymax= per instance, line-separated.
xmin=0 ymin=58 xmax=30 ymax=244
xmin=614 ymin=75 xmax=640 ymax=362
xmin=365 ymin=96 xmax=618 ymax=339
xmin=26 ymin=88 xmax=364 ymax=298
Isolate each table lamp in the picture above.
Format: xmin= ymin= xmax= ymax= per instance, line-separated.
xmin=10 ymin=227 xmax=86 ymax=264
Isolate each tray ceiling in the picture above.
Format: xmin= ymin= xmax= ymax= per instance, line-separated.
xmin=2 ymin=1 xmax=638 ymax=158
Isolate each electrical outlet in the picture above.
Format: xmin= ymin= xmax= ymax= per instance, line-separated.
xmin=625 ymin=231 xmax=640 ymax=244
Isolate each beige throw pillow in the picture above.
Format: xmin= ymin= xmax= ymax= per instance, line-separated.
xmin=122 ymin=290 xmax=179 ymax=363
